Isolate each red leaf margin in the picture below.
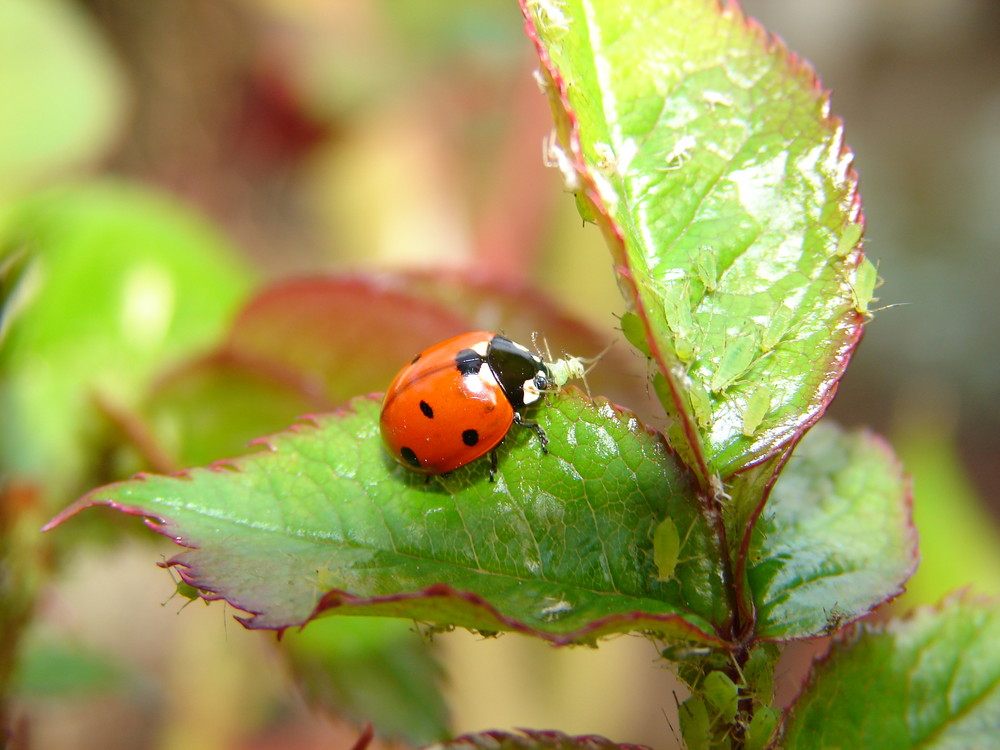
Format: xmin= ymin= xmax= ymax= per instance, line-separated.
xmin=741 ymin=428 xmax=918 ymax=640
xmin=779 ymin=592 xmax=999 ymax=741
xmin=44 ymin=396 xmax=728 ymax=648
xmin=518 ymin=0 xmax=869 ymax=487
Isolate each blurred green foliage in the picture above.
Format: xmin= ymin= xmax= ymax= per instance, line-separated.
xmin=0 ymin=0 xmax=125 ymax=196
xmin=0 ymin=0 xmax=998 ymax=748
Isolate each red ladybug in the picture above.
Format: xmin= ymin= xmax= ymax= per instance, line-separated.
xmin=380 ymin=331 xmax=552 ymax=479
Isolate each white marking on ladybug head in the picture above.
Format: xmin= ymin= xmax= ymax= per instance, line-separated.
xmin=471 ymin=340 xmax=490 ymax=357
xmin=521 ymin=378 xmax=542 ymax=405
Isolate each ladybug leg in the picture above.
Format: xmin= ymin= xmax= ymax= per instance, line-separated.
xmin=514 ymin=412 xmax=549 ymax=454
xmin=488 ymin=450 xmax=498 ymax=482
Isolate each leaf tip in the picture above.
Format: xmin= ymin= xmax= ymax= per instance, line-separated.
xmin=42 ymin=478 xmax=168 ymax=533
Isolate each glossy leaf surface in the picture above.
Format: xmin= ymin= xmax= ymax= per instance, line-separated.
xmin=49 ymin=393 xmax=729 ymax=645
xmin=783 ymin=598 xmax=1000 ymax=748
xmin=523 ymin=0 xmax=867 ymax=479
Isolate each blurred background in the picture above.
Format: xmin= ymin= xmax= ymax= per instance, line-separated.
xmin=1 ymin=0 xmax=998 ymax=748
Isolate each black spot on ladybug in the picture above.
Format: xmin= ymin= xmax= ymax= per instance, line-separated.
xmin=454 ymin=348 xmax=484 ymax=377
xmin=419 ymin=400 xmax=434 ymax=419
xmin=462 ymin=429 xmax=479 ymax=447
xmin=410 ymin=353 xmax=421 ymax=365
xmin=400 ymin=447 xmax=421 ymax=468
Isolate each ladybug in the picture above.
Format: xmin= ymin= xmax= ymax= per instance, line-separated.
xmin=380 ymin=331 xmax=556 ymax=479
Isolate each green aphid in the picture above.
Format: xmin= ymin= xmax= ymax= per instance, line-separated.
xmin=741 ymin=388 xmax=771 ymax=438
xmin=619 ymin=311 xmax=652 ymax=357
xmin=675 ymin=337 xmax=697 ymax=363
xmin=704 ymin=670 xmax=739 ymax=724
xmin=679 ymin=695 xmax=711 ymax=750
xmin=574 ymin=191 xmax=597 ymax=223
xmin=743 ymin=644 xmax=777 ymax=701
xmin=662 ymin=280 xmax=695 ymax=339
xmin=836 ymin=222 xmax=864 ymax=257
xmin=688 ymin=380 xmax=714 ymax=430
xmin=851 ymin=257 xmax=879 ymax=315
xmin=653 ymin=517 xmax=680 ymax=582
xmin=760 ymin=305 xmax=795 ymax=353
xmin=709 ymin=335 xmax=758 ymax=394
xmin=745 ymin=707 xmax=778 ymax=750
xmin=693 ymin=245 xmax=719 ymax=293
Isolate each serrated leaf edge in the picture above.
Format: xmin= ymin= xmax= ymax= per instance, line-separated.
xmin=754 ymin=428 xmax=918 ymax=642
xmin=46 ymin=394 xmax=727 ymax=646
xmin=780 ymin=593 xmax=1000 ymax=738
xmin=519 ymin=0 xmax=870 ymax=486
xmin=302 ymin=581 xmax=725 ymax=647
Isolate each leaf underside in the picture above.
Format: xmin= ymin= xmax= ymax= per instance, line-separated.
xmin=750 ymin=423 xmax=916 ymax=640
xmin=783 ymin=598 xmax=1000 ymax=749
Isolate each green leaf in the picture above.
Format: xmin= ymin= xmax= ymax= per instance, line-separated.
xmin=0 ymin=182 xmax=252 ymax=498
xmin=749 ymin=423 xmax=916 ymax=639
xmin=0 ymin=0 xmax=125 ymax=195
xmin=281 ymin=617 xmax=448 ymax=744
xmin=13 ymin=639 xmax=125 ymax=697
xmin=523 ymin=0 xmax=866 ymax=479
xmin=783 ymin=598 xmax=1000 ymax=749
xmin=891 ymin=408 xmax=1000 ymax=605
xmin=48 ymin=393 xmax=730 ymax=644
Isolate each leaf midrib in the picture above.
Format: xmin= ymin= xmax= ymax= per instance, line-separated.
xmin=153 ymin=492 xmax=692 ymax=607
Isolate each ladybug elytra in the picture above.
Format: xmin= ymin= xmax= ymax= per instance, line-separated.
xmin=380 ymin=331 xmax=580 ymax=479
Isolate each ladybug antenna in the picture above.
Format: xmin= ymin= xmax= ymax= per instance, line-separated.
xmin=531 ymin=331 xmax=556 ymax=364
xmin=545 ymin=341 xmax=613 ymax=397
